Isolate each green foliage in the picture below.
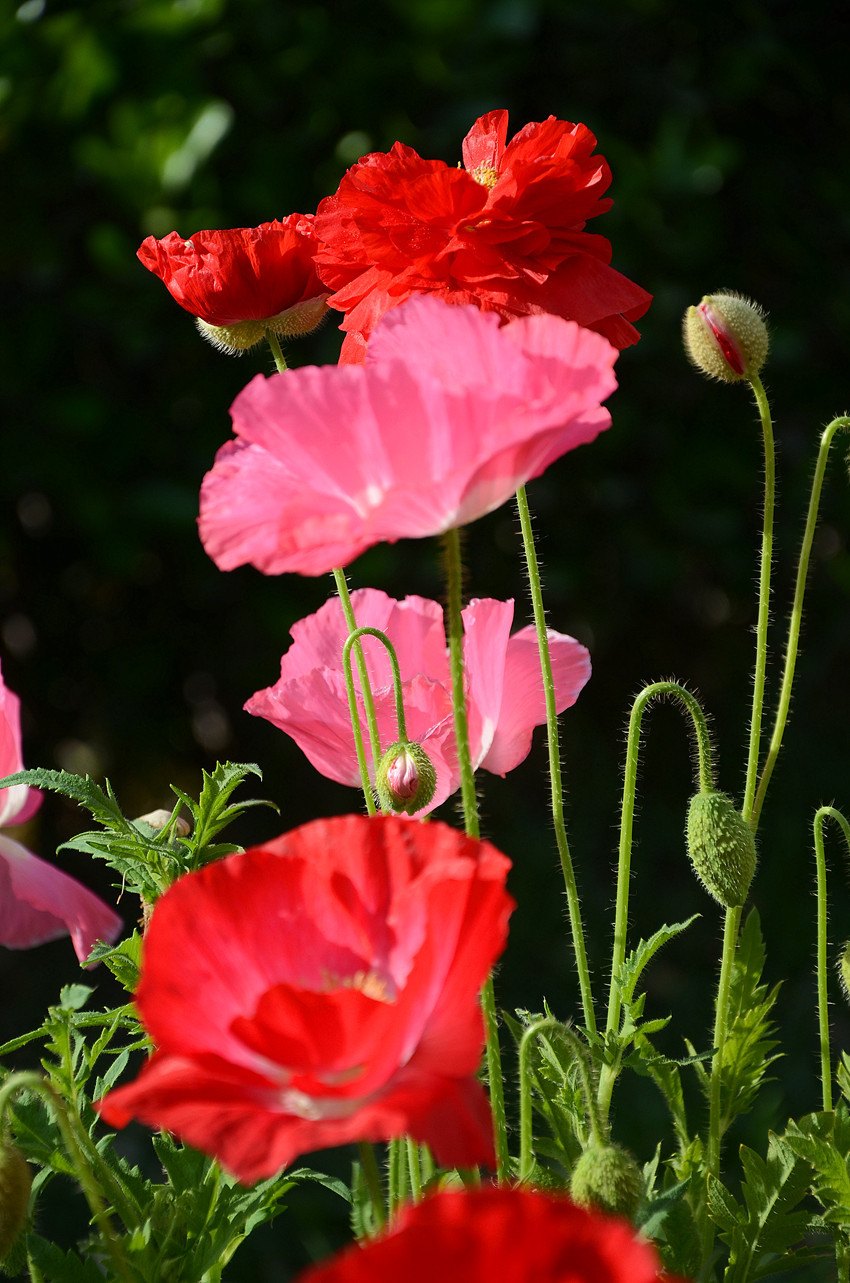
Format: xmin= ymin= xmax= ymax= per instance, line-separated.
xmin=706 ymin=1132 xmax=828 ymax=1281
xmin=0 ymin=762 xmax=274 ymax=905
xmin=714 ymin=910 xmax=781 ymax=1143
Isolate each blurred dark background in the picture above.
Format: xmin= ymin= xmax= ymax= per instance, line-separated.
xmin=2 ymin=0 xmax=850 ymax=1275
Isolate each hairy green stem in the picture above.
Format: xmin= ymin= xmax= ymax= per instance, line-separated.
xmin=357 ymin=1142 xmax=386 ymax=1231
xmin=441 ymin=527 xmax=510 ymax=1182
xmin=813 ymin=806 xmax=850 ymax=1113
xmin=514 ymin=484 xmax=596 ymax=1035
xmin=0 ymin=1074 xmax=133 ymax=1283
xmin=742 ymin=373 xmax=775 ymax=825
xmin=265 ymin=332 xmax=287 ymax=372
xmin=752 ymin=416 xmax=850 ymax=828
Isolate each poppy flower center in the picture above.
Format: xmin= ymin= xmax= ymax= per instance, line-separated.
xmin=470 ymin=163 xmax=500 ymax=188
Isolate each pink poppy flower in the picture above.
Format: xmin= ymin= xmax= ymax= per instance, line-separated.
xmin=0 ymin=664 xmax=122 ymax=966
xmin=246 ymin=588 xmax=591 ymax=817
xmin=97 ymin=814 xmax=514 ymax=1182
xmin=295 ymin=1186 xmax=680 ymax=1283
xmin=198 ymin=293 xmax=617 ymax=577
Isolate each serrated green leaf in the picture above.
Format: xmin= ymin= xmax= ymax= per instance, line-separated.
xmin=783 ymin=1109 xmax=850 ymax=1228
xmin=722 ymin=1131 xmax=818 ymax=1282
xmin=716 ymin=909 xmax=781 ymax=1139
xmin=615 ymin=915 xmax=700 ymax=1010
xmin=60 ymin=985 xmax=94 ymax=1012
xmin=708 ymin=1172 xmax=743 ymax=1232
xmin=0 ymin=768 xmax=123 ymax=828
xmin=25 ymin=1236 xmax=106 ymax=1283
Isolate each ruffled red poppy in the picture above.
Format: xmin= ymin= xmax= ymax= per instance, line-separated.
xmin=137 ymin=214 xmax=328 ymax=351
xmin=295 ymin=1186 xmax=680 ymax=1283
xmin=315 ymin=109 xmax=651 ymax=362
xmin=97 ymin=815 xmax=514 ymax=1183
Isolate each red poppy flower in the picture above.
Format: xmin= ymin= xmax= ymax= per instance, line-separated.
xmin=295 ymin=1186 xmax=680 ymax=1283
xmin=97 ymin=815 xmax=514 ymax=1183
xmin=137 ymin=213 xmax=328 ymax=352
xmin=315 ymin=109 xmax=651 ymax=362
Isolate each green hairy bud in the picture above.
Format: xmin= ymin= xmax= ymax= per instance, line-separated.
xmin=838 ymin=942 xmax=850 ymax=1002
xmin=570 ymin=1143 xmax=643 ymax=1219
xmin=375 ymin=741 xmax=437 ymax=816
xmin=683 ymin=292 xmax=769 ymax=383
xmin=686 ymin=790 xmax=757 ymax=907
xmin=0 ymin=1141 xmax=32 ymax=1262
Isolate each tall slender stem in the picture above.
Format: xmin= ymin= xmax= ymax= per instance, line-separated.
xmin=440 ymin=527 xmax=510 ymax=1182
xmin=357 ymin=1141 xmax=386 ymax=1231
xmin=812 ymin=806 xmax=850 ymax=1113
xmin=742 ymin=373 xmax=775 ymax=826
xmin=514 ymin=484 xmax=595 ymax=1036
xmin=752 ymin=416 xmax=850 ymax=827
xmin=518 ymin=1019 xmax=603 ymax=1183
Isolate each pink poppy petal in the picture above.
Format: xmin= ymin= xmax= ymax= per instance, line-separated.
xmin=0 ymin=834 xmax=123 ymax=966
xmin=461 ymin=599 xmax=515 ymax=765
xmin=480 ymin=625 xmax=591 ymax=776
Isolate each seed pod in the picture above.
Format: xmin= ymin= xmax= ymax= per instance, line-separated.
xmin=0 ymin=1141 xmax=32 ymax=1262
xmin=375 ymin=741 xmax=437 ymax=816
xmin=686 ymin=790 xmax=757 ymax=907
xmin=570 ymin=1143 xmax=643 ymax=1219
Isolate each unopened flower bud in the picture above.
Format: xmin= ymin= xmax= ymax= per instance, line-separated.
xmin=570 ymin=1143 xmax=643 ymax=1220
xmin=375 ymin=741 xmax=436 ymax=816
xmin=0 ymin=1141 xmax=31 ymax=1261
xmin=686 ymin=790 xmax=757 ymax=908
xmin=683 ymin=292 xmax=769 ymax=383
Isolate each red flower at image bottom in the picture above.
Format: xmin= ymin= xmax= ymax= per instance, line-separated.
xmin=295 ymin=1186 xmax=685 ymax=1283
xmin=97 ymin=815 xmax=514 ymax=1183
xmin=315 ymin=108 xmax=651 ymax=361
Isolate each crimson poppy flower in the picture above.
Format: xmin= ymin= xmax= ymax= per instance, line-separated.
xmin=97 ymin=814 xmax=514 ymax=1183
xmin=246 ymin=588 xmax=591 ymax=816
xmin=137 ymin=213 xmax=328 ymax=352
xmin=0 ymin=663 xmax=122 ymax=965
xmin=198 ymin=293 xmax=617 ymax=577
xmin=315 ymin=109 xmax=651 ymax=362
xmin=295 ymin=1185 xmax=680 ymax=1283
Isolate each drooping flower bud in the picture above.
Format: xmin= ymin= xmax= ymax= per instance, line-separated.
xmin=686 ymin=790 xmax=757 ymax=907
xmin=570 ymin=1143 xmax=643 ymax=1220
xmin=0 ymin=1140 xmax=31 ymax=1262
xmin=375 ymin=741 xmax=437 ymax=816
xmin=683 ymin=292 xmax=769 ymax=383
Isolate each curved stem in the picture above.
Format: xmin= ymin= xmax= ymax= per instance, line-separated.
xmin=813 ymin=805 xmax=850 ymax=1113
xmin=751 ymin=416 xmax=850 ymax=828
xmin=518 ymin=1019 xmax=603 ymax=1183
xmin=333 ymin=568 xmax=380 ymax=815
xmin=604 ymin=682 xmax=715 ymax=1040
xmin=742 ymin=373 xmax=775 ymax=826
xmin=440 ymin=527 xmax=509 ymax=1181
xmin=514 ymin=484 xmax=595 ymax=1035
xmin=0 ymin=1074 xmax=133 ymax=1283
xmin=343 ymin=627 xmax=407 ymax=743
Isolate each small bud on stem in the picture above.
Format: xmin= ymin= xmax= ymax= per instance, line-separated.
xmin=683 ymin=292 xmax=769 ymax=383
